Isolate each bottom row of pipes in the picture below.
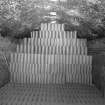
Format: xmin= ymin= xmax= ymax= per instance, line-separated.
xmin=10 ymin=63 xmax=92 ymax=85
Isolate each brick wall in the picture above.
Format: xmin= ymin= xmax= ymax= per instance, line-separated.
xmin=0 ymin=36 xmax=16 ymax=88
xmin=87 ymin=38 xmax=105 ymax=55
xmin=88 ymin=39 xmax=105 ymax=97
xmin=0 ymin=51 xmax=10 ymax=88
xmin=92 ymin=55 xmax=105 ymax=97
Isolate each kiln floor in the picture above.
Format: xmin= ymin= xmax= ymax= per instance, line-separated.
xmin=0 ymin=83 xmax=104 ymax=105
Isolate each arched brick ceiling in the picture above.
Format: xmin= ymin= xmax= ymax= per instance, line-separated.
xmin=0 ymin=0 xmax=105 ymax=40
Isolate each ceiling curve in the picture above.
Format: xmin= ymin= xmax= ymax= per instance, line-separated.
xmin=0 ymin=0 xmax=105 ymax=40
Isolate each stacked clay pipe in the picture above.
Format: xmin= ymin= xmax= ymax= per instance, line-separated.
xmin=10 ymin=23 xmax=92 ymax=85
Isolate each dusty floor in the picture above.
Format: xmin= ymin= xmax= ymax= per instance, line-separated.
xmin=0 ymin=83 xmax=104 ymax=105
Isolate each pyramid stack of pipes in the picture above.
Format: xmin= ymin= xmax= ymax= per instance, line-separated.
xmin=9 ymin=23 xmax=92 ymax=85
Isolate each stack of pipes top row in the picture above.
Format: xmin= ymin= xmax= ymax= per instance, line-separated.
xmin=41 ymin=23 xmax=65 ymax=31
xmin=10 ymin=23 xmax=92 ymax=85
